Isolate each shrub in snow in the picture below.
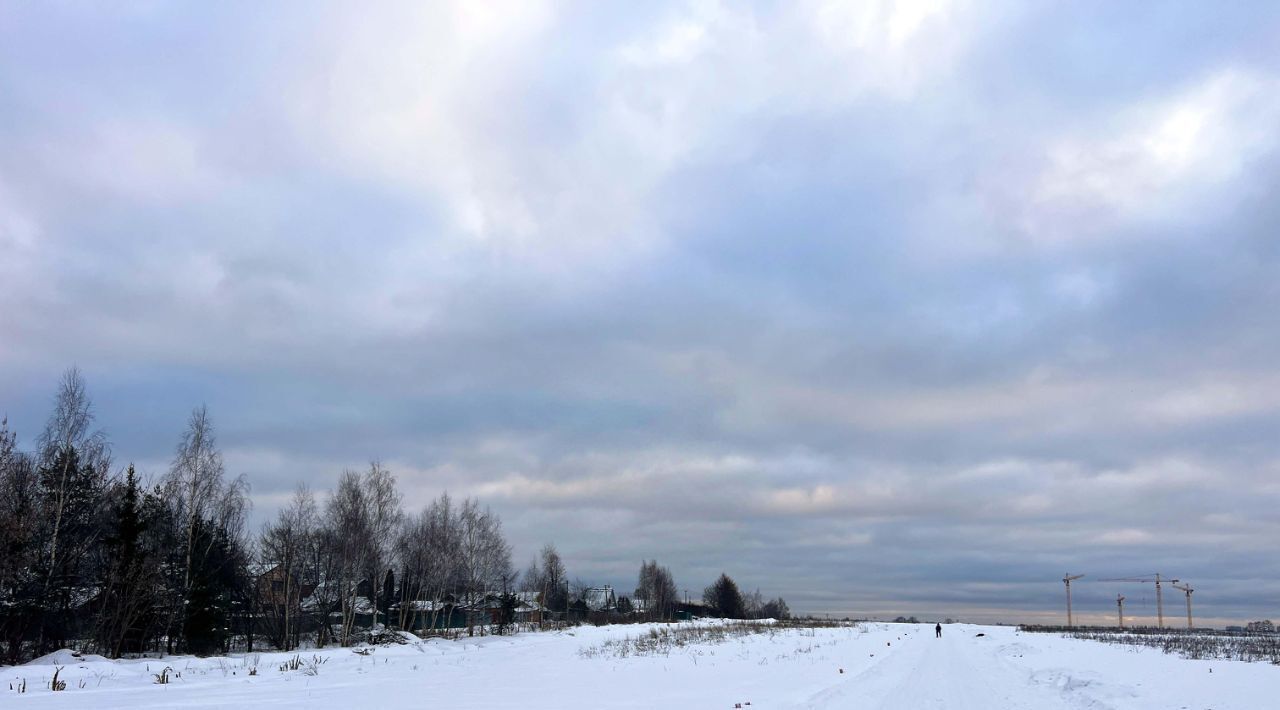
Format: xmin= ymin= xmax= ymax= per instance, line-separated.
xmin=50 ymin=667 xmax=66 ymax=691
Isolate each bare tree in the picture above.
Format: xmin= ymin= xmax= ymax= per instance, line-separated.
xmin=35 ymin=371 xmax=110 ymax=571
xmin=325 ymin=469 xmax=369 ymax=645
xmin=761 ymin=597 xmax=791 ymax=620
xmin=0 ymin=417 xmax=15 ymax=477
xmin=420 ymin=493 xmax=459 ymax=632
xmin=539 ymin=543 xmax=568 ymax=615
xmin=456 ymin=498 xmax=512 ymax=635
xmin=36 ymin=369 xmax=110 ymax=470
xmin=636 ymin=560 xmax=678 ymax=621
xmin=163 ymin=406 xmax=249 ymax=652
xmin=361 ymin=462 xmax=402 ymax=633
xmin=397 ymin=493 xmax=461 ymax=632
xmin=259 ymin=484 xmax=316 ymax=650
xmin=306 ymin=523 xmax=344 ymax=647
xmin=570 ymin=577 xmax=592 ymax=607
xmin=396 ymin=513 xmax=426 ymax=630
xmin=521 ymin=556 xmax=544 ymax=595
xmin=35 ymin=369 xmax=110 ymax=651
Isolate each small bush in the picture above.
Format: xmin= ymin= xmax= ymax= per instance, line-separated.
xmin=1020 ymin=625 xmax=1280 ymax=665
xmin=279 ymin=653 xmax=327 ymax=675
xmin=302 ymin=655 xmax=327 ymax=676
xmin=578 ymin=620 xmax=858 ymax=659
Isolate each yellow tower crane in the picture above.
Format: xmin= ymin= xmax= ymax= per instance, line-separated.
xmin=1063 ymin=573 xmax=1085 ymax=627
xmin=1098 ymin=574 xmax=1178 ymax=628
xmin=1171 ymin=582 xmax=1194 ymax=629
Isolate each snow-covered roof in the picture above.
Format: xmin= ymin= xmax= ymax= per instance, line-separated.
xmin=248 ymin=562 xmax=277 ymax=578
xmin=394 ymin=600 xmax=449 ymax=612
xmin=583 ymin=586 xmax=616 ymax=612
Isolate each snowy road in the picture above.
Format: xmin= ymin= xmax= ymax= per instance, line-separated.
xmin=5 ymin=622 xmax=1275 ymax=709
xmin=802 ymin=626 xmax=1074 ymax=709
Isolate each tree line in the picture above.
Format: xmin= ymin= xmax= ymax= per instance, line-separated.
xmin=0 ymin=369 xmax=788 ymax=664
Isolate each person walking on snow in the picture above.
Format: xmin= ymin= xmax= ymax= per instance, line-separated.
xmin=935 ymin=623 xmax=942 ymax=638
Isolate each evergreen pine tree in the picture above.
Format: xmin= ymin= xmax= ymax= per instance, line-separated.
xmin=703 ymin=573 xmax=746 ymax=619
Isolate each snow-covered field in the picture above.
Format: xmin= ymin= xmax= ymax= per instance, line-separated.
xmin=4 ymin=622 xmax=1276 ymax=709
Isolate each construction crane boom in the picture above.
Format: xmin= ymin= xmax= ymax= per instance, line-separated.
xmin=1097 ymin=574 xmax=1178 ymax=628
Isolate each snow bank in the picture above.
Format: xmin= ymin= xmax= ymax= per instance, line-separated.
xmin=24 ymin=649 xmax=110 ymax=666
xmin=2 ymin=622 xmax=1276 ymax=709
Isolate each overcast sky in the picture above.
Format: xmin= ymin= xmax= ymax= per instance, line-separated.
xmin=2 ymin=1 xmax=1279 ymax=625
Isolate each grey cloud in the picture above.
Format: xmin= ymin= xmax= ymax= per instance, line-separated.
xmin=2 ymin=1 xmax=1279 ymax=622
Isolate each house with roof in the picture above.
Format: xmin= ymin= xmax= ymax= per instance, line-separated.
xmin=582 ymin=586 xmax=617 ymax=613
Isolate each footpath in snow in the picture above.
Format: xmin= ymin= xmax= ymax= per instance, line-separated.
xmin=4 ymin=622 xmax=1276 ymax=709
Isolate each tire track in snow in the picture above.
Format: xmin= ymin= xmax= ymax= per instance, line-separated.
xmin=798 ymin=626 xmax=1080 ymax=710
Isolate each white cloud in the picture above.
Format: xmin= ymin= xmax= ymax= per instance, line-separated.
xmin=3 ymin=0 xmax=1280 ymax=621
xmin=689 ymin=344 xmax=1280 ymax=440
xmin=290 ymin=1 xmax=558 ymax=248
xmin=0 ymin=177 xmax=43 ymax=366
xmin=1141 ymin=375 xmax=1280 ymax=425
xmin=274 ymin=0 xmax=993 ymax=276
xmin=1090 ymin=528 xmax=1156 ymax=546
xmin=805 ymin=0 xmax=973 ymax=97
xmin=1026 ymin=68 xmax=1280 ymax=243
xmin=618 ymin=17 xmax=709 ymax=66
xmin=810 ymin=0 xmax=956 ymax=52
xmin=1050 ymin=269 xmax=1111 ymax=308
xmin=0 ymin=178 xmax=38 ymax=254
xmin=45 ymin=117 xmax=221 ymax=203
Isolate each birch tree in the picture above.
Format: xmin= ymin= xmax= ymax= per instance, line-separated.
xmin=326 ymin=469 xmax=368 ymax=645
xmin=456 ymin=498 xmax=512 ymax=635
xmin=164 ymin=406 xmax=248 ymax=652
xmin=35 ymin=369 xmax=110 ymax=651
xmin=396 ymin=494 xmax=457 ymax=631
xmin=361 ymin=462 xmax=401 ymax=632
xmin=420 ymin=493 xmax=459 ymax=631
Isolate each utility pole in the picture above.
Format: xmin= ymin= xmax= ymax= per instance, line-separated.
xmin=1171 ymin=583 xmax=1194 ymax=629
xmin=1063 ymin=574 xmax=1085 ymax=627
xmin=1116 ymin=595 xmax=1125 ymax=628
